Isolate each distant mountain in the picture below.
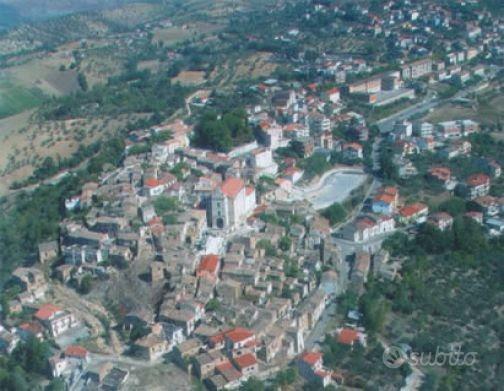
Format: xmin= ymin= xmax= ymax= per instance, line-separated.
xmin=0 ymin=0 xmax=147 ymax=27
xmin=0 ymin=3 xmax=23 ymax=30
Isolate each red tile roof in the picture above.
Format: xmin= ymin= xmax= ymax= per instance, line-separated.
xmin=35 ymin=304 xmax=61 ymax=320
xmin=145 ymin=178 xmax=161 ymax=188
xmin=399 ymin=203 xmax=428 ymax=218
xmin=374 ymin=193 xmax=396 ymax=204
xmin=284 ymin=167 xmax=302 ymax=176
xmin=465 ymin=211 xmax=483 ymax=220
xmin=225 ymin=327 xmax=254 ymax=343
xmin=216 ymin=361 xmax=234 ymax=372
xmin=221 ymin=177 xmax=245 ymax=198
xmin=356 ymin=217 xmax=377 ymax=230
xmin=216 ymin=362 xmax=242 ymax=382
xmin=429 ymin=212 xmax=453 ymax=222
xmin=382 ymin=186 xmax=398 ymax=196
xmin=233 ymin=353 xmax=257 ymax=369
xmin=429 ymin=166 xmax=451 ymax=181
xmin=19 ymin=322 xmax=43 ymax=335
xmin=466 ymin=173 xmax=490 ymax=187
xmin=65 ymin=345 xmax=88 ymax=359
xmin=338 ymin=328 xmax=359 ymax=345
xmin=314 ymin=369 xmax=331 ymax=378
xmin=301 ymin=351 xmax=322 ymax=366
xmin=197 ymin=254 xmax=220 ymax=275
xmin=343 ymin=142 xmax=363 ymax=150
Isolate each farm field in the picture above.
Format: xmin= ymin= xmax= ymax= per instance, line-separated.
xmin=425 ymin=91 xmax=504 ymax=127
xmin=0 ymin=112 xmax=149 ymax=195
xmin=172 ymin=70 xmax=206 ymax=86
xmin=0 ymin=77 xmax=45 ymax=118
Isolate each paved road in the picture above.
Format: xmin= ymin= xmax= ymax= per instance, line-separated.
xmin=89 ymin=352 xmax=158 ymax=368
xmin=332 ymin=230 xmax=394 ymax=259
xmin=376 ymin=95 xmax=439 ymax=133
xmin=376 ymin=79 xmax=495 ymax=134
xmin=372 ymin=136 xmax=382 ymax=171
xmin=305 ymin=299 xmax=339 ymax=351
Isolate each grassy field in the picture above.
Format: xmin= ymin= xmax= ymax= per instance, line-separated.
xmin=172 ymin=70 xmax=206 ymax=86
xmin=0 ymin=78 xmax=45 ymax=118
xmin=0 ymin=112 xmax=149 ymax=195
xmin=425 ymin=93 xmax=504 ymax=126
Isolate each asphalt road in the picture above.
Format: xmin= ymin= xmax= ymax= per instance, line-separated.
xmin=376 ymin=96 xmax=439 ymax=133
xmin=376 ymin=78 xmax=497 ymax=134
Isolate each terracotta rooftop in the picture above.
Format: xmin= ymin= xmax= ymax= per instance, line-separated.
xmin=399 ymin=203 xmax=428 ymax=217
xmin=197 ymin=254 xmax=220 ymax=275
xmin=225 ymin=327 xmax=254 ymax=343
xmin=466 ymin=173 xmax=490 ymax=187
xmin=233 ymin=353 xmax=257 ymax=369
xmin=65 ymin=345 xmax=88 ymax=359
xmin=144 ymin=178 xmax=161 ymax=188
xmin=301 ymin=351 xmax=323 ymax=366
xmin=343 ymin=142 xmax=363 ymax=150
xmin=429 ymin=212 xmax=453 ymax=222
xmin=221 ymin=177 xmax=245 ymax=198
xmin=373 ymin=193 xmax=396 ymax=204
xmin=429 ymin=166 xmax=451 ymax=181
xmin=338 ymin=328 xmax=359 ymax=345
xmin=19 ymin=322 xmax=43 ymax=335
xmin=35 ymin=304 xmax=61 ymax=320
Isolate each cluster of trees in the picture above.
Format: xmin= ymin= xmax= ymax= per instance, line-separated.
xmin=299 ymin=153 xmax=332 ymax=179
xmin=0 ymin=337 xmax=54 ymax=391
xmin=0 ymin=176 xmax=79 ymax=282
xmin=322 ymin=334 xmax=406 ymax=389
xmin=153 ymin=196 xmax=179 ymax=216
xmin=41 ymin=72 xmax=187 ymax=121
xmin=375 ymin=200 xmax=504 ymax=389
xmin=256 ymin=239 xmax=277 ymax=257
xmin=192 ymin=109 xmax=254 ymax=152
xmin=322 ymin=202 xmax=347 ymax=225
xmin=12 ymin=136 xmax=125 ymax=189
xmin=127 ymin=129 xmax=173 ymax=157
xmin=1 ymin=134 xmax=129 ymax=283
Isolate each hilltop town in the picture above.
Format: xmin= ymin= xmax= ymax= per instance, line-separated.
xmin=0 ymin=1 xmax=503 ymax=390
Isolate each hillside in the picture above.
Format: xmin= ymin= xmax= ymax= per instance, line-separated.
xmin=0 ymin=0 xmax=142 ymax=20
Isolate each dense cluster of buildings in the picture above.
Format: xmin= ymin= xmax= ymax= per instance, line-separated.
xmin=2 ymin=0 xmax=504 ymax=389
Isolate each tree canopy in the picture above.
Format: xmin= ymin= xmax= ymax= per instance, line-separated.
xmin=192 ymin=109 xmax=254 ymax=152
xmin=322 ymin=202 xmax=347 ymax=225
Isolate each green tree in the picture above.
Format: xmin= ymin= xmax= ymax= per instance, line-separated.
xmin=275 ymin=367 xmax=298 ymax=386
xmin=416 ymin=224 xmax=452 ymax=254
xmin=78 ymin=274 xmax=93 ymax=294
xmin=322 ymin=203 xmax=347 ymax=225
xmin=279 ymin=236 xmax=292 ymax=252
xmin=193 ymin=109 xmax=253 ymax=152
xmin=45 ymin=378 xmax=65 ymax=391
xmin=77 ymin=73 xmax=88 ymax=91
xmin=257 ymin=239 xmax=276 ymax=257
xmin=360 ymin=292 xmax=389 ymax=334
xmin=154 ymin=196 xmax=178 ymax=215
xmin=12 ymin=336 xmax=50 ymax=375
xmin=205 ymin=298 xmax=220 ymax=312
xmin=438 ymin=197 xmax=466 ymax=217
xmin=239 ymin=377 xmax=264 ymax=391
xmin=301 ymin=153 xmax=331 ymax=178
